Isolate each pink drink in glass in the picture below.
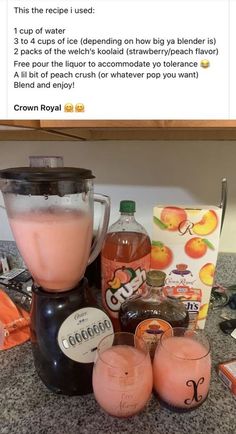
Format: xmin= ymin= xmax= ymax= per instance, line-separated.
xmin=9 ymin=210 xmax=92 ymax=291
xmin=92 ymin=334 xmax=153 ymax=418
xmin=153 ymin=329 xmax=211 ymax=411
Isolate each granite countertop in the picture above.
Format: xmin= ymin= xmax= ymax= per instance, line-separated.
xmin=0 ymin=253 xmax=236 ymax=434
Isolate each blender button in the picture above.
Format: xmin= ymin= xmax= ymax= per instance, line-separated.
xmin=93 ymin=325 xmax=100 ymax=334
xmin=62 ymin=339 xmax=69 ymax=349
xmin=69 ymin=336 xmax=76 ymax=346
xmin=81 ymin=330 xmax=89 ymax=340
xmin=99 ymin=322 xmax=105 ymax=332
xmin=87 ymin=327 xmax=94 ymax=337
xmin=75 ymin=333 xmax=82 ymax=343
xmin=104 ymin=320 xmax=111 ymax=329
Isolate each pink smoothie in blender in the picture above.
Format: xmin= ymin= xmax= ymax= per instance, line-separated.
xmin=0 ymin=166 xmax=109 ymax=293
xmin=9 ymin=210 xmax=93 ymax=291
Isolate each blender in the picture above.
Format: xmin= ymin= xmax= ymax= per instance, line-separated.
xmin=0 ymin=167 xmax=114 ymax=395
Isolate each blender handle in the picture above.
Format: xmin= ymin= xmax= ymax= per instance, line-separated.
xmin=219 ymin=178 xmax=227 ymax=234
xmin=88 ymin=193 xmax=110 ymax=265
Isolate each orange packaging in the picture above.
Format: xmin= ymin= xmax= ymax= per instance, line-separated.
xmin=217 ymin=359 xmax=236 ymax=396
xmin=163 ymin=285 xmax=202 ymax=330
xmin=0 ymin=289 xmax=30 ymax=350
xmin=152 ymin=205 xmax=222 ymax=329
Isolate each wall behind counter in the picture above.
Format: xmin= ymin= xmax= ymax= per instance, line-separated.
xmin=0 ymin=140 xmax=235 ymax=252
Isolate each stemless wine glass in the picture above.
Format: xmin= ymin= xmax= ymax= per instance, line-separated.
xmin=92 ymin=332 xmax=153 ymax=418
xmin=153 ymin=327 xmax=211 ymax=412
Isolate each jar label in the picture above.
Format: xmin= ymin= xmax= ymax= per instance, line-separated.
xmin=135 ymin=318 xmax=172 ymax=359
xmin=57 ymin=307 xmax=114 ymax=363
xmin=101 ymin=253 xmax=151 ymax=319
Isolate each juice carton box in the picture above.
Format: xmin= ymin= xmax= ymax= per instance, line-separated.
xmin=163 ymin=285 xmax=202 ymax=330
xmin=151 ymin=205 xmax=222 ymax=329
xmin=217 ymin=359 xmax=236 ymax=397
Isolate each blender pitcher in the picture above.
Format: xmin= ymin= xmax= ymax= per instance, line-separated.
xmin=0 ymin=167 xmax=110 ymax=292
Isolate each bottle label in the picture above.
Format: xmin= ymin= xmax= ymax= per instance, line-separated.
xmin=135 ymin=319 xmax=172 ymax=359
xmin=163 ymin=285 xmax=201 ymax=330
xmin=57 ymin=307 xmax=114 ymax=363
xmin=101 ymin=253 xmax=150 ymax=319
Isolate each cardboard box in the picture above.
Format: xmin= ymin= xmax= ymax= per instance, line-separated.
xmin=152 ymin=205 xmax=222 ymax=329
xmin=217 ymin=359 xmax=236 ymax=397
xmin=163 ymin=285 xmax=202 ymax=330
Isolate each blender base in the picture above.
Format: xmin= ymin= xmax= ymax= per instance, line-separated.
xmin=30 ymin=278 xmax=113 ymax=396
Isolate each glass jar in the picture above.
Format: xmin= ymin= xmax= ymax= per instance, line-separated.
xmin=119 ymin=270 xmax=189 ymax=357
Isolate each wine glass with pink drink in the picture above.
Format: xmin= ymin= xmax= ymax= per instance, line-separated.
xmin=153 ymin=327 xmax=211 ymax=412
xmin=92 ymin=332 xmax=153 ymax=418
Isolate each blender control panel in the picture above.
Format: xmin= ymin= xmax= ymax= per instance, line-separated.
xmin=57 ymin=307 xmax=114 ymax=363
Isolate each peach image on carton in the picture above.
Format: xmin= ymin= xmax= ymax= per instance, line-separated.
xmin=151 ymin=241 xmax=173 ymax=270
xmin=185 ymin=237 xmax=214 ymax=259
xmin=160 ymin=206 xmax=187 ymax=231
xmin=198 ymin=303 xmax=209 ymax=321
xmin=199 ymin=263 xmax=215 ymax=286
xmin=193 ymin=210 xmax=218 ymax=236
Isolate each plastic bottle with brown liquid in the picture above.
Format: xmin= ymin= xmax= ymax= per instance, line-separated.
xmin=101 ymin=200 xmax=151 ymax=331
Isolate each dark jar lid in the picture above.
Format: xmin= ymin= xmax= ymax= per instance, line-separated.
xmin=0 ymin=167 xmax=95 ymax=196
xmin=146 ymin=270 xmax=166 ymax=287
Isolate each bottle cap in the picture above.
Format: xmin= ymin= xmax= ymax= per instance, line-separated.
xmin=146 ymin=270 xmax=166 ymax=287
xmin=119 ymin=200 xmax=136 ymax=213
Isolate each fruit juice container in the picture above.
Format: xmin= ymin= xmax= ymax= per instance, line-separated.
xmin=101 ymin=200 xmax=151 ymax=331
xmin=151 ymin=205 xmax=222 ymax=329
xmin=163 ymin=285 xmax=202 ymax=330
xmin=217 ymin=359 xmax=236 ymax=397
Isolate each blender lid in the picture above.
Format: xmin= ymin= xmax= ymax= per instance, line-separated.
xmin=0 ymin=167 xmax=95 ymax=196
xmin=0 ymin=167 xmax=94 ymax=181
